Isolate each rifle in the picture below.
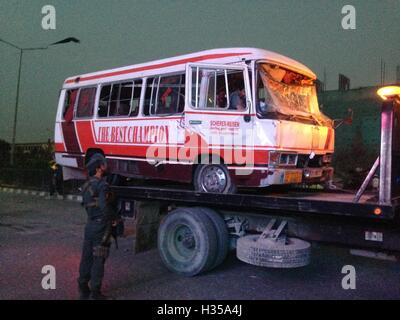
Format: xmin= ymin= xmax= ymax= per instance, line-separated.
xmin=101 ymin=192 xmax=124 ymax=249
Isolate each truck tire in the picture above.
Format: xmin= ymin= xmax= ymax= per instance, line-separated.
xmin=193 ymin=164 xmax=236 ymax=194
xmin=158 ymin=207 xmax=218 ymax=276
xmin=193 ymin=207 xmax=229 ymax=271
xmin=236 ymin=235 xmax=311 ymax=268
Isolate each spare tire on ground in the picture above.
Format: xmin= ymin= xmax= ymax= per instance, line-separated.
xmin=236 ymin=234 xmax=311 ymax=268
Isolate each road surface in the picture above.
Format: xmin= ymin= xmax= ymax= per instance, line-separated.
xmin=0 ymin=192 xmax=399 ymax=300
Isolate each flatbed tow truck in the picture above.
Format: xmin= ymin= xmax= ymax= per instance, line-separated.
xmin=111 ymin=85 xmax=400 ymax=276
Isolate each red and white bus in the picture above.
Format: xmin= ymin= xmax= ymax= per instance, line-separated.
xmin=54 ymin=48 xmax=334 ymax=193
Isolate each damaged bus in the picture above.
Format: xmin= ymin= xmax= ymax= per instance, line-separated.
xmin=54 ymin=48 xmax=334 ymax=193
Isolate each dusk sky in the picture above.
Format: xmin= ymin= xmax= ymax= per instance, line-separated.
xmin=0 ymin=0 xmax=399 ymax=143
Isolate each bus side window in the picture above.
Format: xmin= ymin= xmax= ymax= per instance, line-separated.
xmin=192 ymin=67 xmax=247 ymax=111
xmin=155 ymin=74 xmax=185 ymax=115
xmin=256 ymin=71 xmax=274 ymax=117
xmin=192 ymin=69 xmax=217 ymax=109
xmin=116 ymin=82 xmax=134 ymax=117
xmin=227 ymin=70 xmax=246 ymax=111
xmin=193 ymin=69 xmax=223 ymax=109
xmin=215 ymin=72 xmax=226 ymax=109
xmin=109 ymin=83 xmax=121 ymax=117
xmin=143 ymin=77 xmax=155 ymax=116
xmin=98 ymin=85 xmax=111 ymax=117
xmin=76 ymin=87 xmax=96 ymax=118
xmin=63 ymin=89 xmax=78 ymax=122
xmin=130 ymin=79 xmax=142 ymax=117
xmin=177 ymin=75 xmax=185 ymax=113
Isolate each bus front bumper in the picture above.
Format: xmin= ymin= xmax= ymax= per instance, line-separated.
xmin=230 ymin=166 xmax=334 ymax=187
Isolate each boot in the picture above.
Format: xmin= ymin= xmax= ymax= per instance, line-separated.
xmin=78 ymin=282 xmax=91 ymax=300
xmin=91 ymin=290 xmax=114 ymax=300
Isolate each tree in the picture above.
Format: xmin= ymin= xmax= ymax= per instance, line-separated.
xmin=0 ymin=139 xmax=10 ymax=167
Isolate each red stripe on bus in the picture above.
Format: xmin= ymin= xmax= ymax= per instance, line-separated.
xmin=75 ymin=121 xmax=96 ymax=150
xmin=65 ymin=52 xmax=251 ymax=84
xmin=59 ymin=145 xmax=268 ymax=164
xmin=93 ymin=116 xmax=183 ymax=122
xmin=54 ymin=143 xmax=66 ymax=152
xmin=61 ymin=122 xmax=81 ymax=153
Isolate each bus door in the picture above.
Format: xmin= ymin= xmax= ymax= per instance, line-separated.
xmin=185 ymin=63 xmax=254 ymax=165
xmin=61 ymin=89 xmax=81 ymax=154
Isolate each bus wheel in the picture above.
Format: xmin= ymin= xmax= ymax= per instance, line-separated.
xmin=193 ymin=207 xmax=229 ymax=271
xmin=194 ymin=164 xmax=236 ymax=194
xmin=236 ymin=235 xmax=311 ymax=268
xmin=158 ymin=207 xmax=218 ymax=276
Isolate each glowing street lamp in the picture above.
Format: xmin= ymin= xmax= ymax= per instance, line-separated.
xmin=377 ymin=85 xmax=400 ymax=101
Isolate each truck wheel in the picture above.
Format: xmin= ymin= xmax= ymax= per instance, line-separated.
xmin=158 ymin=207 xmax=218 ymax=276
xmin=194 ymin=164 xmax=236 ymax=194
xmin=193 ymin=207 xmax=229 ymax=271
xmin=236 ymin=235 xmax=311 ymax=268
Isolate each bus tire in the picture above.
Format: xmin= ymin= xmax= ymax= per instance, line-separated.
xmin=158 ymin=207 xmax=218 ymax=276
xmin=193 ymin=207 xmax=229 ymax=271
xmin=193 ymin=164 xmax=236 ymax=194
xmin=236 ymin=235 xmax=311 ymax=268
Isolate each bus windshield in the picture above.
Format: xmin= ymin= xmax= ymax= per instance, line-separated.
xmin=257 ymin=63 xmax=331 ymax=125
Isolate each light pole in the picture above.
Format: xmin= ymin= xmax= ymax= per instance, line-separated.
xmin=353 ymin=85 xmax=400 ymax=204
xmin=0 ymin=37 xmax=80 ymax=166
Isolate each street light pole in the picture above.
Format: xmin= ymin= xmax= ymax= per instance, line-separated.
xmin=0 ymin=37 xmax=80 ymax=166
xmin=10 ymin=49 xmax=23 ymax=167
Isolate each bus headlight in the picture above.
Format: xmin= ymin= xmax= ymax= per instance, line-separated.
xmin=322 ymin=154 xmax=332 ymax=164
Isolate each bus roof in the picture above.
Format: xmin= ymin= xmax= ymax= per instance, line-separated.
xmin=63 ymin=47 xmax=317 ymax=88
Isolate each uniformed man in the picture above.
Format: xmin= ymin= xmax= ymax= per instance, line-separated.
xmin=48 ymin=159 xmax=63 ymax=197
xmin=77 ymin=154 xmax=117 ymax=300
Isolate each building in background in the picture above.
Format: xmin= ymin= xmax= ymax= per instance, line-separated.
xmin=338 ymin=74 xmax=350 ymax=91
xmin=318 ymin=86 xmax=382 ymax=186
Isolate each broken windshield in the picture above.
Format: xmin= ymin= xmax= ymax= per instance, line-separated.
xmin=256 ymin=63 xmax=332 ymax=126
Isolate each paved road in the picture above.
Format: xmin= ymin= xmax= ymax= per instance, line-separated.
xmin=0 ymin=192 xmax=399 ymax=300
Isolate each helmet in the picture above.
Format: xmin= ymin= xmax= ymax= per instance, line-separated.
xmin=86 ymin=154 xmax=107 ymax=172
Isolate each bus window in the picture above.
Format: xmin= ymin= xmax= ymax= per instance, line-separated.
xmin=227 ymin=71 xmax=246 ymax=111
xmin=192 ymin=69 xmax=217 ymax=109
xmin=155 ymin=74 xmax=185 ymax=115
xmin=76 ymin=87 xmax=96 ymax=118
xmin=130 ymin=80 xmax=142 ymax=117
xmin=215 ymin=72 xmax=226 ymax=108
xmin=192 ymin=67 xmax=247 ymax=111
xmin=98 ymin=81 xmax=141 ymax=118
xmin=98 ymin=85 xmax=111 ymax=117
xmin=63 ymin=89 xmax=78 ymax=122
xmin=109 ymin=83 xmax=121 ymax=117
xmin=115 ymin=82 xmax=134 ymax=117
xmin=255 ymin=70 xmax=275 ymax=118
xmin=177 ymin=75 xmax=185 ymax=114
xmin=143 ymin=77 xmax=155 ymax=116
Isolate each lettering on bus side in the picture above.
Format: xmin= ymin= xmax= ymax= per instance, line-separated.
xmin=96 ymin=125 xmax=169 ymax=144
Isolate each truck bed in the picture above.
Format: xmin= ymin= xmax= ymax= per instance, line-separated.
xmin=111 ymin=184 xmax=399 ymax=221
